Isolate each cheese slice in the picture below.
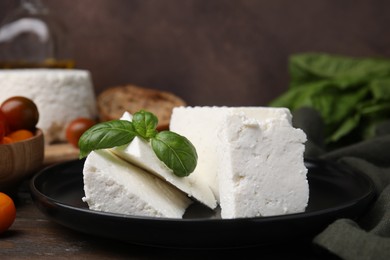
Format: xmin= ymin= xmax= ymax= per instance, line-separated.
xmin=82 ymin=149 xmax=192 ymax=218
xmin=217 ymin=112 xmax=309 ymax=218
xmin=111 ymin=112 xmax=217 ymax=209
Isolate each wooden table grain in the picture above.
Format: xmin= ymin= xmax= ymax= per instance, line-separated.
xmin=0 ymin=181 xmax=335 ymax=260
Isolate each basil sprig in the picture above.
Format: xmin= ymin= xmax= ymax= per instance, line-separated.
xmin=78 ymin=110 xmax=198 ymax=177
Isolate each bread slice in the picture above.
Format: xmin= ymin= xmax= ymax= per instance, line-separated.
xmin=97 ymin=84 xmax=186 ymax=130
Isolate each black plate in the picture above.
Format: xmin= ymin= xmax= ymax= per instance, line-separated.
xmin=30 ymin=159 xmax=375 ymax=249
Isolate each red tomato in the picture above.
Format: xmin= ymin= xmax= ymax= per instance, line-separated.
xmin=0 ymin=96 xmax=39 ymax=131
xmin=0 ymin=130 xmax=4 ymax=143
xmin=66 ymin=118 xmax=95 ymax=148
xmin=0 ymin=110 xmax=8 ymax=140
xmin=0 ymin=192 xmax=16 ymax=234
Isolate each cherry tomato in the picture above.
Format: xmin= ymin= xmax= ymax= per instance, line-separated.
xmin=0 ymin=136 xmax=13 ymax=144
xmin=0 ymin=192 xmax=16 ymax=234
xmin=0 ymin=121 xmax=5 ymax=141
xmin=0 ymin=110 xmax=9 ymax=140
xmin=66 ymin=118 xmax=95 ymax=148
xmin=7 ymin=129 xmax=34 ymax=143
xmin=0 ymin=96 xmax=39 ymax=131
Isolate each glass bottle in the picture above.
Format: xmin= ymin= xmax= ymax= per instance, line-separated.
xmin=0 ymin=0 xmax=74 ymax=68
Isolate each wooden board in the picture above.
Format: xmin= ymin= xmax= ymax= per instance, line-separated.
xmin=44 ymin=143 xmax=80 ymax=165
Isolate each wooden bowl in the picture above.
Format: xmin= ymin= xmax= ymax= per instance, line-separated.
xmin=0 ymin=129 xmax=44 ymax=193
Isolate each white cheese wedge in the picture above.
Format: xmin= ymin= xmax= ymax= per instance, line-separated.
xmin=111 ymin=112 xmax=217 ymax=209
xmin=217 ymin=112 xmax=309 ymax=218
xmin=170 ymin=106 xmax=309 ymax=218
xmin=82 ymin=149 xmax=192 ymax=218
xmin=0 ymin=69 xmax=97 ymax=144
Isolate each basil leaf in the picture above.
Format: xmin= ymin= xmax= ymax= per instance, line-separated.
xmin=151 ymin=131 xmax=198 ymax=177
xmin=132 ymin=110 xmax=158 ymax=140
xmin=79 ymin=120 xmax=137 ymax=158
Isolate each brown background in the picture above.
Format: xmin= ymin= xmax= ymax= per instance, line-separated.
xmin=1 ymin=0 xmax=390 ymax=106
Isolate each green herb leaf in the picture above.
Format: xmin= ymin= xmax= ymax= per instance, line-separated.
xmin=132 ymin=110 xmax=158 ymax=140
xmin=151 ymin=131 xmax=198 ymax=177
xmin=78 ymin=110 xmax=198 ymax=178
xmin=269 ymin=52 xmax=390 ymax=149
xmin=79 ymin=120 xmax=137 ymax=158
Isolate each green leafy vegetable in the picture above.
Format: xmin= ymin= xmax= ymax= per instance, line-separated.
xmin=152 ymin=131 xmax=198 ymax=177
xmin=78 ymin=110 xmax=198 ymax=177
xmin=78 ymin=120 xmax=137 ymax=159
xmin=269 ymin=53 xmax=390 ymax=149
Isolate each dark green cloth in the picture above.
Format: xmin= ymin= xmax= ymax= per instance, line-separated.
xmin=292 ymin=108 xmax=390 ymax=260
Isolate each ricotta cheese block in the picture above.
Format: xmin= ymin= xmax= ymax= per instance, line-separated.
xmin=82 ymin=149 xmax=192 ymax=218
xmin=170 ymin=106 xmax=309 ymax=218
xmin=0 ymin=69 xmax=97 ymax=144
xmin=111 ymin=112 xmax=217 ymax=209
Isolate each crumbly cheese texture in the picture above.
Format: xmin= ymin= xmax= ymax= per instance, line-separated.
xmin=169 ymin=106 xmax=293 ymax=200
xmin=217 ymin=113 xmax=309 ymax=218
xmin=0 ymin=69 xmax=97 ymax=144
xmin=111 ymin=112 xmax=217 ymax=209
xmin=82 ymin=149 xmax=192 ymax=218
xmin=170 ymin=106 xmax=309 ymax=218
